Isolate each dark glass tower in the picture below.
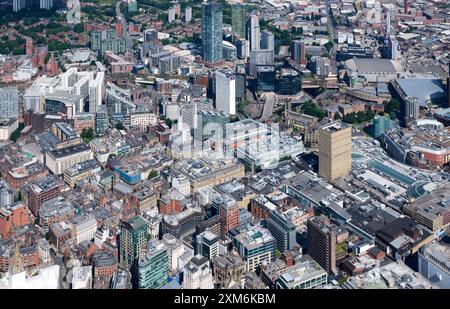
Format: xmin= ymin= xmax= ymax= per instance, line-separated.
xmin=201 ymin=2 xmax=223 ymax=63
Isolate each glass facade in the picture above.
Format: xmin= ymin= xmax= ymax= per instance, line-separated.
xmin=201 ymin=3 xmax=223 ymax=63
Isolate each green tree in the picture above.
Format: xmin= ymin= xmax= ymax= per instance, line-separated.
xmin=334 ymin=112 xmax=342 ymax=120
xmin=384 ymin=98 xmax=401 ymax=114
xmin=73 ymin=23 xmax=85 ymax=33
xmin=148 ymin=169 xmax=158 ymax=179
xmin=81 ymin=127 xmax=94 ymax=143
xmin=115 ymin=122 xmax=125 ymax=130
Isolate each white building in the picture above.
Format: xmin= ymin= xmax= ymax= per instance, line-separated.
xmin=418 ymin=242 xmax=450 ymax=289
xmin=248 ymin=14 xmax=260 ymax=51
xmin=161 ymin=233 xmax=193 ymax=273
xmin=13 ymin=0 xmax=26 ymax=12
xmin=0 ymin=265 xmax=60 ymax=289
xmin=38 ymin=239 xmax=52 ymax=264
xmin=71 ymin=214 xmax=97 ymax=244
xmin=129 ymin=112 xmax=157 ymax=129
xmin=40 ymin=0 xmax=53 ymax=10
xmin=182 ymin=255 xmax=214 ymax=289
xmin=168 ymin=6 xmax=176 ymax=23
xmin=45 ymin=144 xmax=94 ymax=175
xmin=0 ymin=118 xmax=18 ymax=141
xmin=215 ymin=70 xmax=236 ymax=116
xmin=94 ymin=228 xmax=110 ymax=249
xmin=72 ymin=266 xmax=93 ymax=289
xmin=185 ymin=6 xmax=192 ymax=22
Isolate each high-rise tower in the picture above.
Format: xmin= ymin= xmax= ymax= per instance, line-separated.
xmin=201 ymin=2 xmax=224 ymax=64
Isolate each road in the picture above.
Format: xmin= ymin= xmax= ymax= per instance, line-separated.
xmin=116 ymin=1 xmax=133 ymax=54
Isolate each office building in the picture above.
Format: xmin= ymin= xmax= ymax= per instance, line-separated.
xmin=447 ymin=62 xmax=450 ymax=108
xmin=0 ymin=202 xmax=29 ymax=239
xmin=249 ymin=49 xmax=274 ymax=77
xmin=63 ymin=159 xmax=101 ymax=188
xmin=40 ymin=0 xmax=53 ymax=10
xmin=400 ymin=96 xmax=419 ymax=127
xmin=119 ymin=216 xmax=148 ymax=269
xmin=27 ymin=175 xmax=62 ymax=217
xmin=71 ymin=214 xmax=97 ymax=244
xmin=168 ymin=6 xmax=176 ymax=23
xmin=138 ymin=240 xmax=168 ymax=289
xmin=183 ymin=255 xmax=214 ymax=289
xmin=223 ymin=41 xmax=237 ymax=62
xmin=318 ymin=122 xmax=352 ymax=182
xmin=215 ymin=70 xmax=236 ymax=116
xmin=196 ymin=230 xmax=219 ymax=260
xmin=261 ymin=30 xmax=274 ymax=51
xmin=233 ymin=225 xmax=275 ymax=272
xmin=236 ymin=38 xmax=248 ymax=60
xmin=307 ymin=216 xmax=338 ymax=275
xmin=275 ymin=260 xmax=327 ymax=289
xmin=266 ymin=210 xmax=297 ymax=253
xmin=39 ymin=197 xmax=75 ymax=232
xmin=201 ymin=2 xmax=223 ymax=64
xmin=256 ymin=65 xmax=276 ymax=92
xmin=161 ymin=207 xmax=204 ymax=239
xmin=72 ymin=266 xmax=93 ymax=289
xmin=276 ymin=69 xmax=301 ymax=95
xmin=231 ymin=4 xmax=246 ymax=39
xmin=309 ymin=56 xmax=330 ymax=78
xmin=128 ymin=0 xmax=137 ymax=12
xmin=13 ymin=0 xmax=26 ymax=12
xmin=93 ymin=252 xmax=118 ymax=278
xmin=0 ymin=87 xmax=19 ymax=119
xmin=129 ymin=112 xmax=157 ymax=130
xmin=95 ymin=106 xmax=109 ymax=136
xmin=46 ymin=143 xmax=94 ymax=175
xmin=291 ymin=41 xmax=306 ymax=65
xmin=418 ymin=242 xmax=450 ymax=289
xmin=216 ymin=196 xmax=239 ymax=234
xmin=185 ymin=6 xmax=192 ymax=22
xmin=247 ymin=14 xmax=260 ymax=51
xmin=0 ymin=180 xmax=14 ymax=208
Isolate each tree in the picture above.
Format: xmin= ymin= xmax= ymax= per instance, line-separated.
xmin=384 ymin=98 xmax=401 ymax=114
xmin=115 ymin=122 xmax=125 ymax=130
xmin=73 ymin=23 xmax=85 ymax=33
xmin=148 ymin=170 xmax=158 ymax=179
xmin=81 ymin=127 xmax=94 ymax=143
xmin=334 ymin=112 xmax=342 ymax=120
xmin=324 ymin=40 xmax=334 ymax=53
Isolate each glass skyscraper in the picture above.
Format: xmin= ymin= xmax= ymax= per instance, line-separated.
xmin=231 ymin=4 xmax=246 ymax=39
xmin=201 ymin=2 xmax=223 ymax=63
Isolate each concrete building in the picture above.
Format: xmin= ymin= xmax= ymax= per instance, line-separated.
xmin=63 ymin=159 xmax=101 ymax=188
xmin=307 ymin=216 xmax=338 ymax=275
xmin=0 ymin=87 xmax=19 ymax=119
xmin=418 ymin=242 xmax=450 ymax=289
xmin=72 ymin=266 xmax=92 ymax=289
xmin=215 ymin=70 xmax=236 ymax=116
xmin=45 ymin=143 xmax=94 ymax=175
xmin=261 ymin=30 xmax=274 ymax=51
xmin=233 ymin=225 xmax=275 ymax=272
xmin=27 ymin=175 xmax=62 ymax=217
xmin=182 ymin=255 xmax=214 ymax=289
xmin=71 ymin=214 xmax=97 ymax=244
xmin=291 ymin=41 xmax=306 ymax=66
xmin=185 ymin=6 xmax=192 ymax=22
xmin=275 ymin=260 xmax=327 ymax=289
xmin=248 ymin=14 xmax=260 ymax=52
xmin=249 ymin=49 xmax=274 ymax=78
xmin=318 ymin=122 xmax=352 ymax=182
xmin=13 ymin=0 xmax=26 ymax=12
xmin=39 ymin=197 xmax=75 ymax=232
xmin=129 ymin=112 xmax=157 ymax=130
xmin=40 ymin=0 xmax=53 ymax=10
xmin=196 ymin=230 xmax=219 ymax=260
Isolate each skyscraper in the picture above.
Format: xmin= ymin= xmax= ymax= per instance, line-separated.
xmin=40 ymin=0 xmax=53 ymax=10
xmin=185 ymin=6 xmax=192 ymax=23
xmin=307 ymin=216 xmax=337 ymax=275
xmin=0 ymin=87 xmax=19 ymax=119
xmin=201 ymin=2 xmax=223 ymax=64
xmin=401 ymin=96 xmax=419 ymax=127
xmin=215 ymin=70 xmax=236 ymax=116
xmin=119 ymin=216 xmax=148 ymax=269
xmin=13 ymin=0 xmax=26 ymax=12
xmin=249 ymin=49 xmax=274 ymax=77
xmin=261 ymin=30 xmax=274 ymax=51
xmin=318 ymin=121 xmax=352 ymax=182
xmin=247 ymin=14 xmax=260 ymax=51
xmin=231 ymin=4 xmax=246 ymax=39
xmin=291 ymin=40 xmax=306 ymax=65
xmin=168 ymin=6 xmax=176 ymax=23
